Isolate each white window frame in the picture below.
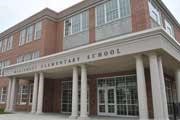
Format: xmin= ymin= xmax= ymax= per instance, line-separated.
xmin=28 ymin=84 xmax=33 ymax=104
xmin=64 ymin=11 xmax=89 ymax=37
xmin=6 ymin=36 xmax=13 ymax=51
xmin=34 ymin=22 xmax=42 ymax=40
xmin=18 ymin=85 xmax=29 ymax=105
xmin=148 ymin=1 xmax=161 ymax=25
xmin=19 ymin=29 xmax=26 ymax=46
xmin=97 ymin=74 xmax=138 ymax=117
xmin=26 ymin=26 xmax=34 ymax=43
xmin=165 ymin=19 xmax=174 ymax=37
xmin=0 ymin=87 xmax=7 ymax=104
xmin=95 ymin=0 xmax=131 ymax=27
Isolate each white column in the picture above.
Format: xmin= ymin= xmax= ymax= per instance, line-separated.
xmin=31 ymin=73 xmax=39 ymax=113
xmin=148 ymin=53 xmax=169 ymax=120
xmin=157 ymin=56 xmax=169 ymax=119
xmin=176 ymin=69 xmax=180 ymax=103
xmin=9 ymin=77 xmax=17 ymax=112
xmin=5 ymin=79 xmax=12 ymax=112
xmin=37 ymin=72 xmax=44 ymax=114
xmin=135 ymin=55 xmax=148 ymax=119
xmin=79 ymin=64 xmax=88 ymax=120
xmin=70 ymin=66 xmax=79 ymax=119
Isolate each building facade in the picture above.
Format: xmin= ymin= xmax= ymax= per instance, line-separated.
xmin=0 ymin=0 xmax=180 ymax=119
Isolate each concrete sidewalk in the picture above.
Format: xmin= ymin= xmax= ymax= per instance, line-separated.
xmin=0 ymin=112 xmax=138 ymax=120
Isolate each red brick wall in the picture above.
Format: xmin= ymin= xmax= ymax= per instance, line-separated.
xmin=131 ymin=0 xmax=151 ymax=32
xmin=89 ymin=7 xmax=96 ymax=44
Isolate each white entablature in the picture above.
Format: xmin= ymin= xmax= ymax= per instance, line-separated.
xmin=2 ymin=27 xmax=180 ymax=77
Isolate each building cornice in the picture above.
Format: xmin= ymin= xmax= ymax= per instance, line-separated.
xmin=2 ymin=27 xmax=180 ymax=77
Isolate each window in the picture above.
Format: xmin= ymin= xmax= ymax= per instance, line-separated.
xmin=6 ymin=36 xmax=13 ymax=51
xmin=0 ymin=87 xmax=7 ymax=103
xmin=29 ymin=84 xmax=33 ymax=104
xmin=26 ymin=26 xmax=33 ymax=43
xmin=148 ymin=1 xmax=161 ymax=25
xmin=18 ymin=85 xmax=29 ymax=105
xmin=64 ymin=11 xmax=89 ymax=36
xmin=2 ymin=39 xmax=8 ymax=52
xmin=19 ymin=29 xmax=26 ymax=46
xmin=97 ymin=75 xmax=138 ymax=116
xmin=17 ymin=51 xmax=40 ymax=63
xmin=23 ymin=54 xmax=32 ymax=61
xmin=165 ymin=20 xmax=174 ymax=37
xmin=96 ymin=0 xmax=131 ymax=26
xmin=96 ymin=4 xmax=105 ymax=26
xmin=0 ymin=60 xmax=10 ymax=68
xmin=0 ymin=40 xmax=2 ymax=52
xmin=119 ymin=0 xmax=131 ymax=18
xmin=106 ymin=0 xmax=119 ymax=22
xmin=34 ymin=22 xmax=42 ymax=40
xmin=32 ymin=51 xmax=40 ymax=59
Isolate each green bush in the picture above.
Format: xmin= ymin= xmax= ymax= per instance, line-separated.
xmin=0 ymin=108 xmax=4 ymax=113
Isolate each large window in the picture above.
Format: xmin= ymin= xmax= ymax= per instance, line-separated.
xmin=64 ymin=11 xmax=89 ymax=37
xmin=165 ymin=78 xmax=177 ymax=115
xmin=17 ymin=51 xmax=40 ymax=63
xmin=6 ymin=36 xmax=13 ymax=51
xmin=19 ymin=22 xmax=42 ymax=46
xmin=26 ymin=26 xmax=34 ymax=43
xmin=0 ymin=87 xmax=7 ymax=103
xmin=164 ymin=19 xmax=174 ymax=37
xmin=96 ymin=0 xmax=131 ymax=26
xmin=61 ymin=81 xmax=72 ymax=113
xmin=34 ymin=22 xmax=42 ymax=40
xmin=97 ymin=75 xmax=138 ymax=116
xmin=0 ymin=60 xmax=10 ymax=68
xmin=19 ymin=29 xmax=26 ymax=46
xmin=61 ymin=80 xmax=89 ymax=113
xmin=0 ymin=36 xmax=12 ymax=53
xmin=148 ymin=1 xmax=161 ymax=25
xmin=17 ymin=85 xmax=29 ymax=105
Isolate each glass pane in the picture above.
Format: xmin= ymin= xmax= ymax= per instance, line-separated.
xmin=99 ymin=89 xmax=105 ymax=104
xmin=117 ymin=105 xmax=127 ymax=115
xmin=106 ymin=0 xmax=119 ymax=22
xmin=108 ymin=89 xmax=114 ymax=103
xmin=99 ymin=105 xmax=106 ymax=112
xmin=108 ymin=105 xmax=115 ymax=113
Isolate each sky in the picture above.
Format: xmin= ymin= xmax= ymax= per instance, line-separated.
xmin=0 ymin=0 xmax=179 ymax=33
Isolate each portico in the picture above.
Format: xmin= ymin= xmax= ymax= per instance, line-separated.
xmin=2 ymin=28 xmax=180 ymax=119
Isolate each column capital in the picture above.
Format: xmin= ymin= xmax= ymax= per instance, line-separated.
xmin=147 ymin=52 xmax=157 ymax=57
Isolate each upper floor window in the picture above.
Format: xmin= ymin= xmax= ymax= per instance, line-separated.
xmin=34 ymin=22 xmax=42 ymax=40
xmin=0 ymin=35 xmax=13 ymax=53
xmin=165 ymin=19 xmax=174 ymax=37
xmin=64 ymin=11 xmax=89 ymax=37
xmin=0 ymin=87 xmax=7 ymax=103
xmin=19 ymin=22 xmax=42 ymax=46
xmin=6 ymin=36 xmax=13 ymax=51
xmin=26 ymin=26 xmax=34 ymax=43
xmin=0 ymin=60 xmax=10 ymax=68
xmin=19 ymin=29 xmax=26 ymax=46
xmin=96 ymin=0 xmax=131 ymax=26
xmin=148 ymin=1 xmax=161 ymax=25
xmin=17 ymin=51 xmax=40 ymax=63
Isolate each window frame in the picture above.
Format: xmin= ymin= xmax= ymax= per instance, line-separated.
xmin=95 ymin=0 xmax=131 ymax=27
xmin=64 ymin=11 xmax=89 ymax=37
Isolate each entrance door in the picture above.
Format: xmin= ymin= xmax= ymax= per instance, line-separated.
xmin=98 ymin=87 xmax=116 ymax=116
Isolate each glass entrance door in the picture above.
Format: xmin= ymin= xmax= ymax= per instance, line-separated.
xmin=98 ymin=87 xmax=116 ymax=116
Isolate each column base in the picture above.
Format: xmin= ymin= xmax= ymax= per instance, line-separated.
xmin=78 ymin=116 xmax=89 ymax=120
xmin=36 ymin=111 xmax=43 ymax=114
xmin=69 ymin=115 xmax=78 ymax=120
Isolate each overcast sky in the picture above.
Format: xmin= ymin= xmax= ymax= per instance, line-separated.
xmin=0 ymin=0 xmax=179 ymax=33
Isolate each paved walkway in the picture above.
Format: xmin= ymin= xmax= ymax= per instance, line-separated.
xmin=0 ymin=112 xmax=138 ymax=120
